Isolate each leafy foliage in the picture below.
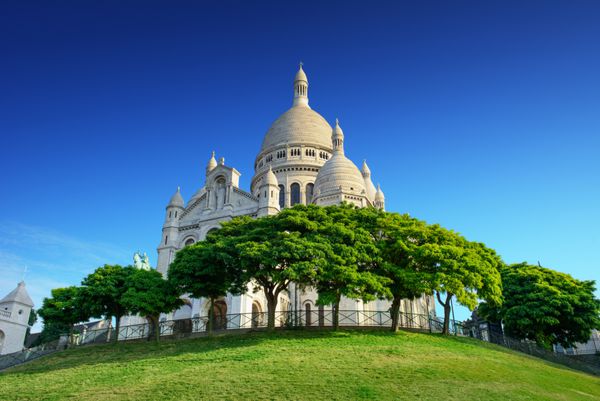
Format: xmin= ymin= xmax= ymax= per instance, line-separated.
xmin=121 ymin=269 xmax=183 ymax=341
xmin=37 ymin=286 xmax=91 ymax=343
xmin=169 ymin=240 xmax=242 ymax=333
xmin=479 ymin=263 xmax=600 ymax=348
xmin=81 ymin=264 xmax=135 ymax=341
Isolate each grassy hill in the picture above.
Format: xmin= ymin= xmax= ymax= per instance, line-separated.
xmin=1 ymin=330 xmax=598 ymax=401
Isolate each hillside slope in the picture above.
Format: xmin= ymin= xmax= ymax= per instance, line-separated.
xmin=1 ymin=330 xmax=598 ymax=401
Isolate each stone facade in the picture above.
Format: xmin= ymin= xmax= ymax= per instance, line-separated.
xmin=156 ymin=65 xmax=435 ymax=324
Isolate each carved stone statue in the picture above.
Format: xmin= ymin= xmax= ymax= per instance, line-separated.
xmin=133 ymin=251 xmax=152 ymax=271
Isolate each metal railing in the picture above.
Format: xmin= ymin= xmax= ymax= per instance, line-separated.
xmin=72 ymin=310 xmax=463 ymax=345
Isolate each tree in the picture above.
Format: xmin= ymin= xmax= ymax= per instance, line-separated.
xmin=230 ymin=214 xmax=327 ymax=330
xmin=479 ymin=263 xmax=600 ymax=348
xmin=37 ymin=286 xmax=91 ymax=344
xmin=415 ymin=225 xmax=503 ymax=334
xmin=309 ymin=205 xmax=390 ymax=330
xmin=121 ymin=269 xmax=184 ymax=341
xmin=168 ymin=240 xmax=243 ymax=334
xmin=81 ymin=264 xmax=135 ymax=342
xmin=358 ymin=208 xmax=433 ymax=331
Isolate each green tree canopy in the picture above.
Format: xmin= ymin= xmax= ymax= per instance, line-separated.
xmin=357 ymin=208 xmax=433 ymax=331
xmin=37 ymin=286 xmax=91 ymax=344
xmin=81 ymin=264 xmax=135 ymax=341
xmin=414 ymin=224 xmax=503 ymax=334
xmin=121 ymin=269 xmax=184 ymax=341
xmin=309 ymin=205 xmax=390 ymax=329
xmin=479 ymin=263 xmax=600 ymax=348
xmin=168 ymin=240 xmax=243 ymax=334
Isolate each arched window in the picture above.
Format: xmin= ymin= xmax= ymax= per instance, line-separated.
xmin=184 ymin=238 xmax=195 ymax=247
xmin=290 ymin=183 xmax=300 ymax=206
xmin=278 ymin=185 xmax=285 ymax=208
xmin=306 ymin=183 xmax=314 ymax=204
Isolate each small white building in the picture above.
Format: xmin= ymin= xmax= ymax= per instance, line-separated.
xmin=0 ymin=281 xmax=34 ymax=355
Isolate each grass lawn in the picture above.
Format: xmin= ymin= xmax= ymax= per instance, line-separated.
xmin=0 ymin=330 xmax=598 ymax=400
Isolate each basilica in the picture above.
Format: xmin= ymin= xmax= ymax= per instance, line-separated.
xmin=156 ymin=65 xmax=435 ymax=326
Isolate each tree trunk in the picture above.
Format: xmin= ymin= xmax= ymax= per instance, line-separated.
xmin=436 ymin=291 xmax=453 ymax=335
xmin=265 ymin=290 xmax=278 ymax=330
xmin=114 ymin=314 xmax=121 ymax=342
xmin=147 ymin=315 xmax=160 ymax=342
xmin=69 ymin=325 xmax=75 ymax=346
xmin=390 ymin=296 xmax=402 ymax=332
xmin=332 ymin=294 xmax=341 ymax=331
xmin=207 ymin=297 xmax=214 ymax=336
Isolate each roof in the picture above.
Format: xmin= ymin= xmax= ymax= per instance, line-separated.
xmin=0 ymin=281 xmax=34 ymax=307
xmin=260 ymin=106 xmax=333 ymax=153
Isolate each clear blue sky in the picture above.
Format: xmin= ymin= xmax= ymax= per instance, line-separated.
xmin=1 ymin=1 xmax=599 ymax=325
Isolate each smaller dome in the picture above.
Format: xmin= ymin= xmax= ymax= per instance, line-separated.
xmin=168 ymin=187 xmax=184 ymax=207
xmin=263 ymin=166 xmax=279 ymax=187
xmin=313 ymin=153 xmax=366 ymax=198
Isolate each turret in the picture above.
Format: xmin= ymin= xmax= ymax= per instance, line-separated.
xmin=157 ymin=187 xmax=184 ymax=276
xmin=332 ymin=118 xmax=344 ymax=155
xmin=257 ymin=166 xmax=281 ymax=217
xmin=362 ymin=160 xmax=377 ymax=201
xmin=206 ymin=151 xmax=217 ymax=176
xmin=374 ymin=184 xmax=385 ymax=210
xmin=292 ymin=62 xmax=309 ymax=108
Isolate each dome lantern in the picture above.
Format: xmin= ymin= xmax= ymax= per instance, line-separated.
xmin=292 ymin=62 xmax=309 ymax=108
xmin=332 ymin=118 xmax=345 ymax=155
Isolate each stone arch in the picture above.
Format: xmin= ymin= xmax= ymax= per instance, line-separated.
xmin=304 ymin=302 xmax=314 ymax=327
xmin=203 ymin=297 xmax=228 ymax=330
xmin=212 ymin=299 xmax=228 ymax=330
xmin=173 ymin=302 xmax=192 ymax=320
xmin=200 ymin=226 xmax=220 ymax=241
xmin=214 ymin=176 xmax=227 ymax=209
xmin=251 ymin=301 xmax=263 ymax=328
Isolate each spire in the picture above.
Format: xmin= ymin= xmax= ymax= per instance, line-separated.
xmin=263 ymin=165 xmax=279 ymax=187
xmin=332 ymin=118 xmax=345 ymax=154
xmin=292 ymin=63 xmax=309 ymax=108
xmin=374 ymin=183 xmax=385 ymax=210
xmin=361 ymin=160 xmax=371 ymax=177
xmin=206 ymin=151 xmax=217 ymax=174
xmin=168 ymin=186 xmax=184 ymax=207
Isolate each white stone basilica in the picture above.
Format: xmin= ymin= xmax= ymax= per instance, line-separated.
xmin=156 ymin=65 xmax=435 ymax=326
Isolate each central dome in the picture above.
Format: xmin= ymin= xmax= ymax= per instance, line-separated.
xmin=260 ymin=106 xmax=333 ymax=153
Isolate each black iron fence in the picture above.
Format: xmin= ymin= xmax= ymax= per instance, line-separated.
xmin=0 ymin=340 xmax=63 ymax=371
xmin=72 ymin=310 xmax=464 ymax=345
xmin=466 ymin=324 xmax=600 ymax=376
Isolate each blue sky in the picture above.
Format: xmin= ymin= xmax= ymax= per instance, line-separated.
xmin=1 ymin=1 xmax=599 ymax=327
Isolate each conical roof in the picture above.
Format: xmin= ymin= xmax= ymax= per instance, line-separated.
xmin=168 ymin=187 xmax=184 ymax=207
xmin=0 ymin=281 xmax=34 ymax=307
